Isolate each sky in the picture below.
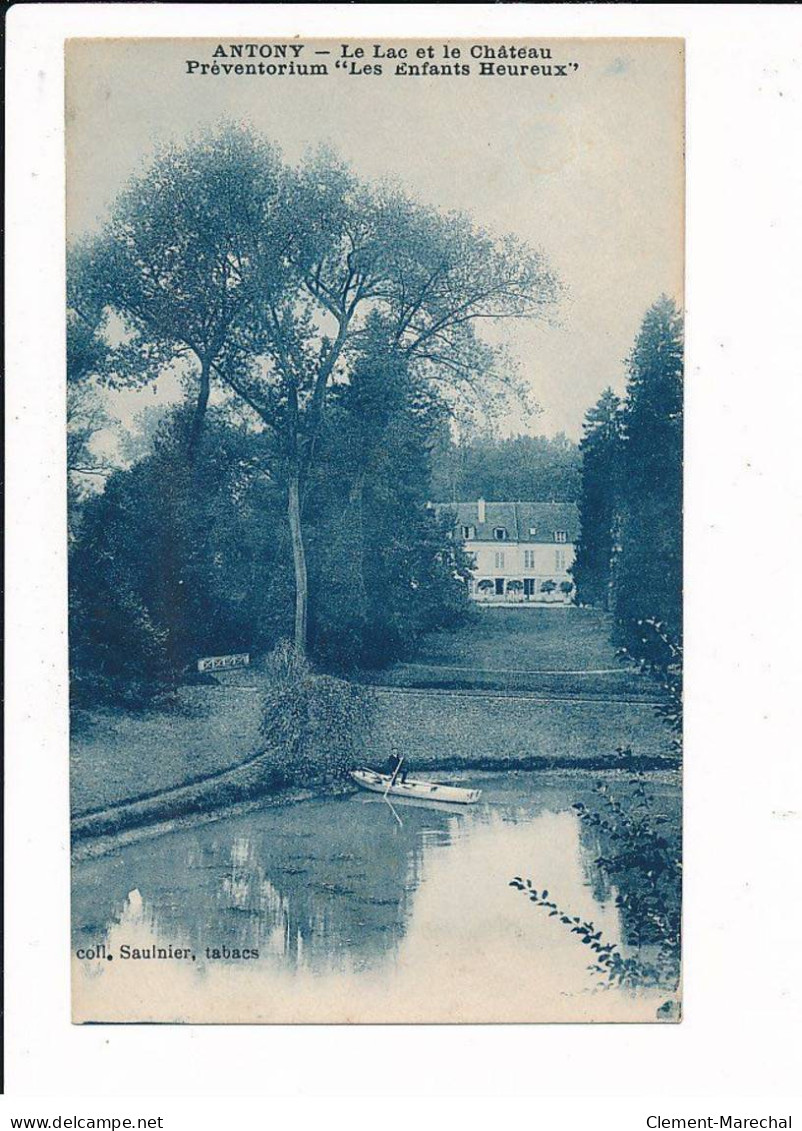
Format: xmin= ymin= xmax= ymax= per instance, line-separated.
xmin=66 ymin=37 xmax=684 ymax=440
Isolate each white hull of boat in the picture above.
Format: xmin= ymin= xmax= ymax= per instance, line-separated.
xmin=350 ymin=768 xmax=481 ymax=805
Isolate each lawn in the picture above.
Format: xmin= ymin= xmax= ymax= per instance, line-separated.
xmin=70 ymin=682 xmax=264 ymax=816
xmin=366 ymin=607 xmax=670 ymax=766
xmin=377 ymin=607 xmax=652 ymax=698
xmin=368 ymin=687 xmax=671 ymax=768
xmin=413 ymin=606 xmax=623 ymax=671
xmin=70 ymin=606 xmax=669 ymax=818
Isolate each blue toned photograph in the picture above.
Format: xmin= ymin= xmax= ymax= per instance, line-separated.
xmin=66 ymin=37 xmax=683 ymax=1023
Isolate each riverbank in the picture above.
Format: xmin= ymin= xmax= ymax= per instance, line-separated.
xmin=70 ymin=674 xmax=267 ymax=816
xmin=72 ymin=741 xmax=288 ymax=843
xmin=71 ymin=607 xmax=676 ymax=845
xmin=71 ymin=736 xmax=678 ymax=850
xmin=71 ymin=781 xmax=352 ymax=862
xmin=73 ymin=761 xmax=681 ymax=863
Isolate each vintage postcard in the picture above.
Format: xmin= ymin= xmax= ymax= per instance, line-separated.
xmin=67 ymin=36 xmax=683 ymax=1024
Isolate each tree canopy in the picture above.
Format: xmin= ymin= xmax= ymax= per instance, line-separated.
xmin=429 ymin=430 xmax=581 ymax=503
xmin=572 ymin=297 xmax=683 ymax=662
xmin=612 ymin=296 xmax=683 ymax=652
xmin=571 ymin=388 xmax=622 ymax=609
xmin=69 ymin=126 xmax=562 ymax=654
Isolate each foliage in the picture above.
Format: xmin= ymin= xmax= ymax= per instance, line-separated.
xmin=258 ymin=641 xmax=375 ymax=787
xmin=540 ymin=579 xmax=558 ymax=595
xmin=572 ymin=388 xmax=622 ymax=608
xmin=506 ymin=579 xmax=524 ymax=593
xmin=303 ymin=314 xmax=473 ymax=668
xmin=69 ymin=585 xmax=174 ymax=710
xmin=67 ymin=386 xmax=473 ymax=698
xmin=618 ymin=618 xmax=683 ymax=753
xmin=309 ymin=498 xmax=473 ymax=670
xmin=66 ymin=302 xmax=119 ymax=536
xmin=511 ymin=760 xmax=681 ymax=992
xmin=477 ymin=579 xmax=495 ymax=593
xmin=68 ymin=128 xmax=284 ymax=449
xmin=571 ymin=299 xmax=682 ymax=758
xmin=66 ymin=380 xmax=112 ymax=538
xmin=430 ymin=430 xmax=580 ymax=503
xmin=68 ymin=408 xmax=293 ymax=702
xmin=74 ymin=127 xmax=561 ymax=653
xmin=611 ymin=298 xmax=683 ymax=654
xmin=559 ymin=580 xmax=574 ymax=595
xmin=67 ymin=381 xmax=108 ymax=479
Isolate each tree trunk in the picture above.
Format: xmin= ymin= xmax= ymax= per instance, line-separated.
xmin=187 ymin=357 xmax=211 ymax=459
xmin=348 ymin=472 xmax=369 ymax=619
xmin=287 ymin=468 xmax=308 ymax=655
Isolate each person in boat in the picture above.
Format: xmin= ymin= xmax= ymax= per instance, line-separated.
xmin=387 ymin=751 xmax=408 ymax=783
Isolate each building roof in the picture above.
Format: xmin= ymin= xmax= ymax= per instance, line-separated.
xmin=432 ymin=501 xmax=580 ymax=544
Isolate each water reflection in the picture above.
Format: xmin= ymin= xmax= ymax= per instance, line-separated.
xmin=74 ymin=793 xmax=461 ymax=973
xmin=72 ymin=771 xmax=680 ymax=1023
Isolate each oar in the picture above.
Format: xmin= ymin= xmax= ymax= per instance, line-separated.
xmin=384 ymin=795 xmax=404 ymax=828
xmin=384 ymin=754 xmax=405 ymax=799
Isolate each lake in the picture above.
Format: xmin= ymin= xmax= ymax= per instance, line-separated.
xmin=71 ymin=769 xmax=680 ymax=1023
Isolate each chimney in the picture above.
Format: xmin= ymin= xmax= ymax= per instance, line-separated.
xmin=477 ymin=498 xmax=486 ymax=524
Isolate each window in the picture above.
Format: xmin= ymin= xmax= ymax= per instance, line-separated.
xmin=554 ymin=531 xmax=567 ymax=543
xmin=493 ymin=527 xmax=507 ymax=541
xmin=460 ymin=524 xmax=476 ymax=540
xmin=494 ymin=551 xmax=505 ymax=570
xmin=555 ymin=550 xmax=566 ymax=571
xmin=524 ymin=550 xmax=536 ymax=569
xmin=528 ymin=526 xmax=538 ymax=537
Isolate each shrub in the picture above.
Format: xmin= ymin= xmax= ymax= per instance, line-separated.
xmin=68 ymin=409 xmax=293 ymax=704
xmin=258 ymin=641 xmax=375 ymax=788
xmin=618 ymin=618 xmax=682 ymax=754
xmin=540 ymin=579 xmax=558 ymax=595
xmin=511 ymin=756 xmax=681 ymax=994
xmin=559 ymin=580 xmax=574 ymax=595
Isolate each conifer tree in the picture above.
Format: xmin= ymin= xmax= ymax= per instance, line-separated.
xmin=611 ymin=296 xmax=683 ymax=656
xmin=572 ymin=387 xmax=622 ymax=609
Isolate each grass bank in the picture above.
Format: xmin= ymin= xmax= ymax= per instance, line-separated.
xmin=71 ymin=679 xmax=264 ymax=816
xmin=70 ymin=607 xmax=675 ymax=842
xmin=408 ymin=606 xmax=631 ymax=673
xmin=373 ymin=607 xmax=653 ymax=699
xmin=72 ymin=745 xmax=285 ymax=841
xmin=368 ymin=687 xmax=671 ymax=767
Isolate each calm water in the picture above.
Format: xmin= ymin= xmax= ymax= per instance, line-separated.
xmin=72 ymin=770 xmax=680 ymax=1023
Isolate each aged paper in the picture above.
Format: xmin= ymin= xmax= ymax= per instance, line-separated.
xmin=67 ymin=36 xmax=683 ymax=1024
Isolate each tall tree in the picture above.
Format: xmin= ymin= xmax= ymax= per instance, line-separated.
xmin=66 ymin=288 xmax=118 ymax=538
xmin=611 ymin=297 xmax=683 ymax=654
xmin=79 ymin=131 xmax=561 ymax=654
xmin=221 ymin=151 xmax=559 ymax=652
xmin=572 ymin=388 xmax=622 ymax=609
xmin=69 ymin=407 xmax=293 ymax=698
xmin=304 ymin=314 xmax=468 ymax=668
xmin=69 ymin=129 xmax=285 ymax=457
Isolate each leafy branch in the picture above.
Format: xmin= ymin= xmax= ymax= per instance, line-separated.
xmin=511 ymin=764 xmax=681 ymax=992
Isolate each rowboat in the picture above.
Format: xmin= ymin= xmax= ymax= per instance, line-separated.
xmin=350 ymin=768 xmax=481 ymax=805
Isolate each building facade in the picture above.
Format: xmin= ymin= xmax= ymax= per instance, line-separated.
xmin=434 ymin=500 xmax=580 ymax=604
